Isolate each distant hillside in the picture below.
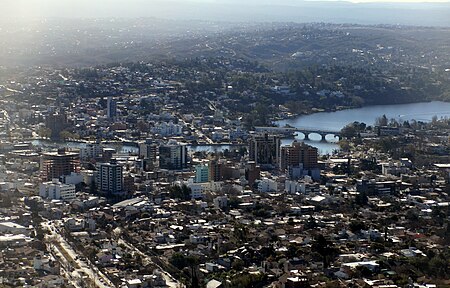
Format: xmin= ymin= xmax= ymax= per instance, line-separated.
xmin=1 ymin=20 xmax=450 ymax=70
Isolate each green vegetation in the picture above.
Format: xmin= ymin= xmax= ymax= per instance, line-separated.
xmin=168 ymin=184 xmax=192 ymax=201
xmin=229 ymin=272 xmax=266 ymax=288
xmin=169 ymin=253 xmax=199 ymax=270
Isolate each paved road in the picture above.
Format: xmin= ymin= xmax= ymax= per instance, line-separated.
xmin=46 ymin=241 xmax=83 ymax=288
xmin=43 ymin=221 xmax=115 ymax=288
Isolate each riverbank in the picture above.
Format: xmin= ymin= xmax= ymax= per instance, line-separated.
xmin=275 ymin=101 xmax=450 ymax=130
xmin=25 ymin=101 xmax=450 ymax=156
xmin=275 ymin=101 xmax=450 ymax=154
xmin=273 ymin=99 xmax=450 ymax=123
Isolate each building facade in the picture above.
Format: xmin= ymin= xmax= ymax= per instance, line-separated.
xmin=39 ymin=179 xmax=76 ymax=201
xmin=139 ymin=140 xmax=158 ymax=170
xmin=107 ymin=97 xmax=117 ymax=119
xmin=195 ymin=164 xmax=209 ymax=183
xmin=40 ymin=149 xmax=80 ymax=181
xmin=248 ymin=133 xmax=281 ymax=169
xmin=159 ymin=142 xmax=187 ymax=170
xmin=45 ymin=111 xmax=68 ymax=140
xmin=209 ymin=159 xmax=225 ymax=182
xmin=96 ymin=159 xmax=124 ymax=196
xmin=280 ymin=141 xmax=320 ymax=180
xmin=79 ymin=143 xmax=103 ymax=161
xmin=280 ymin=141 xmax=318 ymax=170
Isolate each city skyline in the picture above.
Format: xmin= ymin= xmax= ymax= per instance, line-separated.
xmin=0 ymin=0 xmax=449 ymax=286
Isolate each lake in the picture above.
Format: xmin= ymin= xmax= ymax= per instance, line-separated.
xmin=275 ymin=101 xmax=450 ymax=154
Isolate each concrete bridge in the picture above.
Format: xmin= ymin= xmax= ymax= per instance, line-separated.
xmin=255 ymin=126 xmax=341 ymax=142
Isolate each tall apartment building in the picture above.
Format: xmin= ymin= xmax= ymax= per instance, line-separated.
xmin=209 ymin=159 xmax=225 ymax=182
xmin=248 ymin=133 xmax=281 ymax=168
xmin=195 ymin=164 xmax=209 ymax=183
xmin=45 ymin=111 xmax=68 ymax=139
xmin=96 ymin=159 xmax=124 ymax=196
xmin=139 ymin=140 xmax=158 ymax=170
xmin=159 ymin=142 xmax=187 ymax=170
xmin=107 ymin=97 xmax=117 ymax=119
xmin=280 ymin=141 xmax=318 ymax=170
xmin=280 ymin=141 xmax=320 ymax=180
xmin=41 ymin=148 xmax=80 ymax=181
xmin=245 ymin=161 xmax=261 ymax=187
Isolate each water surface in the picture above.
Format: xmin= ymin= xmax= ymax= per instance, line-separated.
xmin=276 ymin=101 xmax=450 ymax=154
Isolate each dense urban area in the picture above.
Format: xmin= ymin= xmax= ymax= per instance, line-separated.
xmin=0 ymin=20 xmax=449 ymax=288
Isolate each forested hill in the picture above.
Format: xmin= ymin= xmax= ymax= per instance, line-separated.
xmin=1 ymin=20 xmax=450 ymax=72
xmin=1 ymin=22 xmax=450 ymax=121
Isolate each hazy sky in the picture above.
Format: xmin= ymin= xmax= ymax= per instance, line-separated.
xmin=4 ymin=0 xmax=450 ymax=15
xmin=4 ymin=0 xmax=450 ymax=16
xmin=2 ymin=0 xmax=450 ymax=26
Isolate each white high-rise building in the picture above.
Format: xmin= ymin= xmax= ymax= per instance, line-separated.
xmin=96 ymin=159 xmax=124 ymax=196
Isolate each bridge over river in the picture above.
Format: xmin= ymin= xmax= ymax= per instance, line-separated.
xmin=255 ymin=126 xmax=341 ymax=142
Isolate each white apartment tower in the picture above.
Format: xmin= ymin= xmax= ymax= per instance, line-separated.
xmin=96 ymin=159 xmax=124 ymax=196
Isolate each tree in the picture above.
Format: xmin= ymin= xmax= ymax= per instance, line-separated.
xmin=312 ymin=234 xmax=338 ymax=268
xmin=431 ymin=115 xmax=438 ymax=124
xmin=169 ymin=253 xmax=199 ymax=270
xmin=230 ymin=272 xmax=265 ymax=288
xmin=375 ymin=114 xmax=388 ymax=126
xmin=349 ymin=220 xmax=367 ymax=233
xmin=228 ymin=196 xmax=242 ymax=209
xmin=429 ymin=256 xmax=447 ymax=277
xmin=338 ymin=139 xmax=351 ymax=151
xmin=341 ymin=124 xmax=357 ymax=139
xmin=375 ymin=138 xmax=397 ymax=153
xmin=405 ymin=209 xmax=419 ymax=222
xmin=169 ymin=185 xmax=191 ymax=201
xmin=232 ymin=258 xmax=245 ymax=271
xmin=233 ymin=224 xmax=249 ymax=242
xmin=90 ymin=181 xmax=97 ymax=194
xmin=243 ymin=102 xmax=272 ymax=130
xmin=341 ymin=121 xmax=367 ymax=139
xmin=355 ymin=191 xmax=368 ymax=206
xmin=38 ymin=127 xmax=52 ymax=139
xmin=59 ymin=130 xmax=73 ymax=140
xmin=389 ymin=118 xmax=400 ymax=127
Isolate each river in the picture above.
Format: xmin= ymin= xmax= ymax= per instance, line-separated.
xmin=31 ymin=101 xmax=450 ymax=156
xmin=276 ymin=101 xmax=450 ymax=154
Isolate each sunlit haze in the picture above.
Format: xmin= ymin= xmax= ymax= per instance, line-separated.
xmin=2 ymin=0 xmax=450 ymax=22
